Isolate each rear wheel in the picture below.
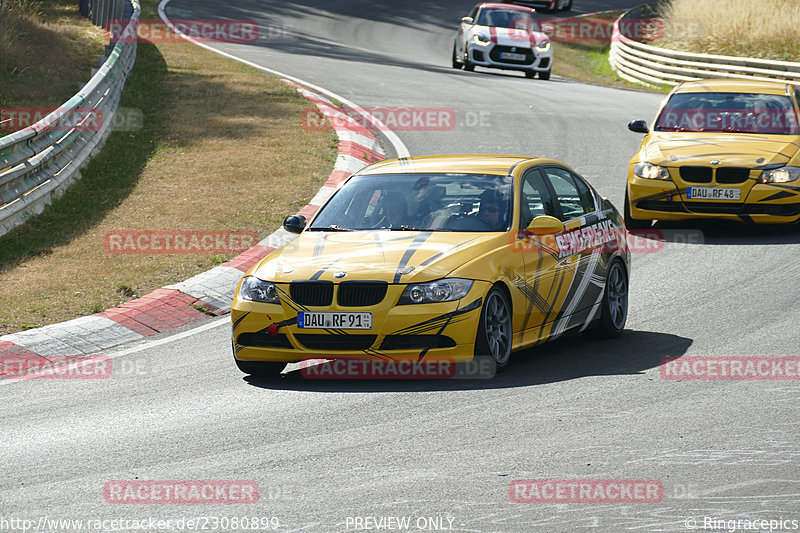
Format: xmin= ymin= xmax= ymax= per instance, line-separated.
xmin=475 ymin=287 xmax=512 ymax=370
xmin=595 ymin=260 xmax=628 ymax=338
xmin=624 ymin=190 xmax=651 ymax=230
xmin=538 ymin=69 xmax=551 ymax=80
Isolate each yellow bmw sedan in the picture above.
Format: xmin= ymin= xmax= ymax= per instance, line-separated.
xmin=625 ymin=79 xmax=800 ymax=228
xmin=231 ymin=155 xmax=630 ymax=377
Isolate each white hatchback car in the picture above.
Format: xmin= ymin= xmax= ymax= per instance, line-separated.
xmin=452 ymin=2 xmax=553 ymax=80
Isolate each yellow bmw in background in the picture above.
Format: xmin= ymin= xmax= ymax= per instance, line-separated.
xmin=231 ymin=155 xmax=630 ymax=377
xmin=625 ymin=79 xmax=800 ymax=228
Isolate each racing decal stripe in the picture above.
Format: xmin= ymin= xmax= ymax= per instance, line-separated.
xmin=310 ymin=258 xmax=345 ymax=281
xmin=232 ymin=312 xmax=250 ymax=333
xmin=551 ymin=252 xmax=602 ymax=339
xmin=388 ymin=298 xmax=482 ymax=337
xmin=758 ymin=190 xmax=797 ymax=202
xmin=418 ymin=237 xmax=479 ymax=267
xmin=393 ymin=232 xmax=433 ymax=283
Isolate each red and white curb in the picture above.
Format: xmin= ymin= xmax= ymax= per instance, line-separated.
xmin=0 ymin=83 xmax=386 ymax=371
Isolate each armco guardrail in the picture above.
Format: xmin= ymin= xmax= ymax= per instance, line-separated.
xmin=609 ymin=3 xmax=800 ymax=88
xmin=0 ymin=0 xmax=140 ymax=238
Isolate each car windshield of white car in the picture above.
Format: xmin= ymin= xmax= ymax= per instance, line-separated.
xmin=476 ymin=9 xmax=535 ymax=29
xmin=654 ymin=92 xmax=800 ymax=135
xmin=308 ymin=173 xmax=513 ymax=232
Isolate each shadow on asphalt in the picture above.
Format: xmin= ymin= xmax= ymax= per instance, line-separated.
xmin=243 ymin=329 xmax=692 ymax=392
xmin=634 ymin=220 xmax=800 ymax=246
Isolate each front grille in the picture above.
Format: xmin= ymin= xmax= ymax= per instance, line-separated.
xmin=680 ymin=166 xmax=713 ymax=183
xmin=337 ymin=281 xmax=388 ymax=307
xmin=290 ymin=281 xmax=333 ymax=306
xmin=637 ymin=200 xmax=687 ymax=213
xmin=716 ymin=167 xmax=750 ymax=184
xmin=379 ymin=335 xmax=457 ymax=350
xmin=684 ymin=202 xmax=743 ymax=214
xmin=490 ymin=45 xmax=534 ymax=65
xmin=295 ymin=335 xmax=377 ymax=351
xmin=741 ymin=203 xmax=800 ymax=216
xmin=236 ymin=333 xmax=293 ymax=349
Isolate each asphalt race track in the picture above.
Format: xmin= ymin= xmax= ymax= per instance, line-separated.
xmin=2 ymin=1 xmax=799 ymax=531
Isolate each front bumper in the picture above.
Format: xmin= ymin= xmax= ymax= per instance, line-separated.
xmin=467 ymin=41 xmax=552 ymax=72
xmin=627 ymin=173 xmax=800 ymax=224
xmin=231 ymin=281 xmax=488 ymax=363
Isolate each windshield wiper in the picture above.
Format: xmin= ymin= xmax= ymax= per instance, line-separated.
xmin=388 ymin=225 xmax=429 ymax=231
xmin=307 ymin=225 xmax=354 ymax=232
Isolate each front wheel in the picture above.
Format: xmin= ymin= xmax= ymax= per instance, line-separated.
xmin=595 ymin=260 xmax=628 ymax=338
xmin=475 ymin=287 xmax=512 ymax=370
xmin=538 ymin=69 xmax=551 ymax=80
xmin=451 ymin=44 xmax=463 ymax=69
xmin=624 ymin=190 xmax=651 ymax=230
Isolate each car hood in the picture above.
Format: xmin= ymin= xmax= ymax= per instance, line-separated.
xmin=644 ymin=131 xmax=800 ymax=167
xmin=252 ymin=230 xmax=501 ymax=284
xmin=478 ymin=25 xmax=547 ymax=47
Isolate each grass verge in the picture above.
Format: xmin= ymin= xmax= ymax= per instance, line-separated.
xmin=658 ymin=0 xmax=800 ymax=62
xmin=0 ymin=0 xmax=337 ymax=335
xmin=550 ymin=11 xmax=670 ymax=93
xmin=0 ymin=0 xmax=107 ymax=116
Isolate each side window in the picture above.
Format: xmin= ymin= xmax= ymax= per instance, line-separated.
xmin=519 ymin=169 xmax=557 ymax=229
xmin=543 ymin=168 xmax=595 ymax=221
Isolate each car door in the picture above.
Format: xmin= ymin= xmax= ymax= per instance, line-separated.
xmin=513 ymin=166 xmax=564 ymax=345
xmin=539 ymin=166 xmax=608 ymax=338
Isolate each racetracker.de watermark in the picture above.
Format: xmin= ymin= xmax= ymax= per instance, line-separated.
xmin=0 ymin=107 xmax=142 ymax=133
xmin=103 ymin=481 xmax=259 ymax=504
xmin=104 ymin=230 xmax=258 ymax=254
xmin=299 ymin=357 xmax=496 ymax=379
xmin=301 ymin=107 xmax=458 ymax=132
xmin=0 ymin=355 xmax=111 ymax=379
xmin=661 ymin=357 xmax=800 ymax=380
xmin=658 ymin=108 xmax=800 ymax=134
xmin=505 ymin=16 xmax=664 ymax=43
xmin=511 ymin=228 xmax=704 ymax=256
xmin=509 ymin=479 xmax=663 ymax=503
xmin=104 ymin=19 xmax=259 ymax=44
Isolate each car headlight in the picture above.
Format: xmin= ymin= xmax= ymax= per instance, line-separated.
xmin=473 ymin=33 xmax=491 ymax=46
xmin=633 ymin=162 xmax=671 ymax=180
xmin=239 ymin=276 xmax=280 ymax=304
xmin=760 ymin=166 xmax=800 ymax=183
xmin=535 ymin=40 xmax=551 ymax=52
xmin=398 ymin=278 xmax=474 ymax=305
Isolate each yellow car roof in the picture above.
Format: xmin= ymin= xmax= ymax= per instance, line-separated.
xmin=675 ymin=79 xmax=793 ymax=95
xmin=358 ymin=154 xmax=565 ymax=175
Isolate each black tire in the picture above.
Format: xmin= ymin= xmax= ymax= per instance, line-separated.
xmin=595 ymin=260 xmax=628 ymax=338
xmin=538 ymin=69 xmax=551 ymax=80
xmin=564 ymin=0 xmax=573 ymax=10
xmin=464 ymin=56 xmax=475 ymax=71
xmin=451 ymin=44 xmax=463 ymax=69
xmin=624 ymin=190 xmax=651 ymax=230
xmin=475 ymin=287 xmax=512 ymax=370
xmin=525 ymin=70 xmax=536 ymax=79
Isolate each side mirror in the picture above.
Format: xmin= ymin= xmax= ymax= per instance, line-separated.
xmin=526 ymin=215 xmax=563 ymax=235
xmin=461 ymin=16 xmax=474 ymax=24
xmin=628 ymin=120 xmax=649 ymax=134
xmin=283 ymin=214 xmax=307 ymax=234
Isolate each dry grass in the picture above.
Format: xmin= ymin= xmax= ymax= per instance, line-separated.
xmin=0 ymin=0 xmax=107 ymax=111
xmin=0 ymin=3 xmax=337 ymax=334
xmin=659 ymin=0 xmax=800 ymax=61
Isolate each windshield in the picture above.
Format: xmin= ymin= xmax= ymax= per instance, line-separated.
xmin=308 ymin=173 xmax=513 ymax=232
xmin=476 ymin=8 xmax=535 ymax=28
xmin=654 ymin=92 xmax=800 ymax=134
